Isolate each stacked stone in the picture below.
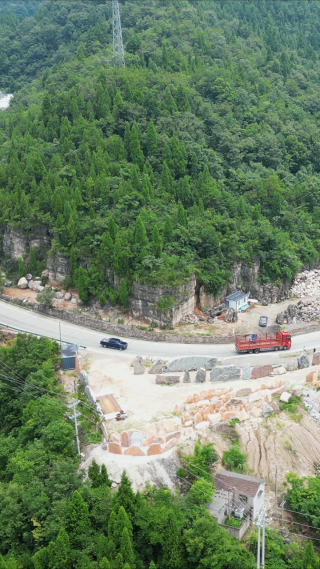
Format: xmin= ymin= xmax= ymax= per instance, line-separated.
xmin=277 ymin=300 xmax=320 ymax=324
xmin=290 ymin=269 xmax=320 ymax=298
xmin=108 ymin=417 xmax=183 ymax=456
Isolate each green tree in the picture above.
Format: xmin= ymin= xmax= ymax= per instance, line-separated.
xmin=51 ymin=527 xmax=71 ymax=569
xmin=112 ymin=472 xmax=136 ymax=523
xmin=163 ymin=217 xmax=174 ymax=243
xmin=129 ymin=123 xmax=144 ymax=170
xmin=65 ymin=490 xmax=91 ymax=548
xmin=302 ymin=541 xmax=319 ymax=569
xmin=147 ymin=122 xmax=158 ymax=156
xmin=120 ymin=527 xmax=135 ymax=567
xmin=134 ymin=216 xmax=149 ymax=248
xmin=162 ymin=512 xmax=183 ymax=569
xmin=152 ymin=225 xmax=162 ymax=258
xmin=118 ymin=280 xmax=129 ymax=309
xmin=99 ymin=559 xmax=111 ymax=569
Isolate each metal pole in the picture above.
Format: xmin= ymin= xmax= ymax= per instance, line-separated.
xmin=59 ymin=322 xmax=62 ymax=351
xmin=275 ymin=465 xmax=278 ymax=516
xmin=262 ymin=518 xmax=266 ymax=569
xmin=257 ymin=523 xmax=261 ymax=569
xmin=73 ymin=402 xmax=81 ymax=456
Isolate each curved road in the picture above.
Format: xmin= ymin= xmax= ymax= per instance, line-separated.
xmin=0 ymin=301 xmax=319 ymax=360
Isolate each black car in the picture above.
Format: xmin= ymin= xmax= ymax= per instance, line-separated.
xmin=259 ymin=316 xmax=268 ymax=327
xmin=100 ymin=337 xmax=128 ymax=350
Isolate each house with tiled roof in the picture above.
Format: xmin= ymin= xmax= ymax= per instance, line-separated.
xmin=208 ymin=470 xmax=266 ymax=525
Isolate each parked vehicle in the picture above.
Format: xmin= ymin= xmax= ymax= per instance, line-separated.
xmin=100 ymin=337 xmax=128 ymax=350
xmin=259 ymin=316 xmax=268 ymax=327
xmin=235 ymin=331 xmax=291 ymax=353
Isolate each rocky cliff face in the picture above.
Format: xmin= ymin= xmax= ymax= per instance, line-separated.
xmin=129 ymin=277 xmax=196 ymax=326
xmin=46 ymin=253 xmax=71 ymax=284
xmin=2 ymin=225 xmax=50 ymax=261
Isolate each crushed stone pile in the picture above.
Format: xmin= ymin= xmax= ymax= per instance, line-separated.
xmin=276 ymin=300 xmax=320 ymax=324
xmin=303 ymin=388 xmax=320 ymax=425
xmin=290 ymin=269 xmax=320 ymax=298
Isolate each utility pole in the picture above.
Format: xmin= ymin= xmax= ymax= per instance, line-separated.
xmin=68 ymin=400 xmax=81 ymax=456
xmin=112 ymin=0 xmax=125 ymax=67
xmin=274 ymin=465 xmax=278 ymax=516
xmin=255 ymin=504 xmax=268 ymax=569
xmin=280 ymin=500 xmax=286 ymax=529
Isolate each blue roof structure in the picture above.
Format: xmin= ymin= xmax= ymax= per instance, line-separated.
xmin=225 ymin=292 xmax=248 ymax=302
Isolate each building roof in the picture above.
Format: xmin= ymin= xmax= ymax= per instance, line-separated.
xmin=61 ymin=343 xmax=77 ymax=358
xmin=225 ymin=292 xmax=248 ymax=302
xmin=215 ymin=471 xmax=265 ymax=498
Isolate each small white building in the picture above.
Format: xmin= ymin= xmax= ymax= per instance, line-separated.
xmin=225 ymin=291 xmax=249 ymax=312
xmin=209 ymin=470 xmax=266 ymax=523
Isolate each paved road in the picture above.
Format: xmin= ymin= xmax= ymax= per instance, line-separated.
xmin=0 ymin=301 xmax=319 ymax=361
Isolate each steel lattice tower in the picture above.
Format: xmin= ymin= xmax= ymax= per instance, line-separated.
xmin=112 ymin=0 xmax=125 ymax=67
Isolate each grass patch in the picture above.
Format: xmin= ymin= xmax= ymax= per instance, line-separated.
xmin=279 ymin=396 xmax=303 ymax=421
xmin=224 ymin=515 xmax=243 ymax=528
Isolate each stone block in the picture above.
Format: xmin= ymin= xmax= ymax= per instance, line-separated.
xmin=162 ymin=418 xmax=182 ymax=433
xmin=79 ymin=370 xmax=88 ymax=386
xmin=195 ymin=420 xmax=210 ymax=431
xmin=248 ymin=390 xmax=265 ymax=403
xmin=194 ymin=412 xmax=203 ymax=425
xmin=134 ymin=359 xmax=145 ymax=375
xmin=298 ymin=352 xmax=309 ymax=369
xmin=236 ymin=388 xmax=252 ymax=397
xmin=18 ymin=277 xmax=28 ymax=289
xmin=270 ymin=401 xmax=280 ymax=413
xmin=121 ymin=430 xmax=133 ymax=447
xmin=143 ymin=423 xmax=157 ymax=439
xmin=109 ymin=433 xmax=121 ymax=443
xmin=32 ymin=281 xmax=42 ymax=291
xmin=148 ymin=359 xmax=163 ymax=374
xmin=280 ymin=391 xmax=291 ymax=403
xmin=184 ymin=420 xmax=193 ymax=427
xmin=291 ymin=385 xmax=303 ymax=397
xmin=183 ymin=370 xmax=191 ymax=383
xmin=147 ymin=443 xmax=163 ymax=455
xmin=174 ymin=401 xmax=185 ymax=414
xmin=164 ymin=356 xmax=218 ymax=372
xmin=250 ymin=407 xmax=262 ymax=418
xmin=210 ymin=366 xmax=241 ymax=382
xmin=271 ymin=386 xmax=287 ymax=396
xmin=163 ymin=438 xmax=179 ymax=452
xmin=124 ymin=445 xmax=146 ymax=456
xmin=306 ymin=371 xmax=317 ymax=383
xmin=183 ymin=427 xmax=194 ymax=437
xmin=64 ymin=292 xmax=71 ymax=301
xmin=55 ymin=291 xmax=64 ymax=299
xmin=109 ymin=442 xmax=122 ymax=455
xmin=185 ymin=403 xmax=197 ymax=411
xmin=251 ymin=365 xmax=273 ymax=379
xmin=208 ymin=413 xmax=221 ymax=425
xmin=262 ymin=401 xmax=274 ymax=417
xmin=238 ymin=410 xmax=250 ymax=421
xmin=221 ymin=411 xmax=237 ymax=422
xmin=225 ymin=398 xmax=244 ymax=408
xmin=4 ymin=280 xmax=12 ymax=287
xmin=195 ymin=368 xmax=206 ymax=383
xmin=196 ymin=399 xmax=210 ymax=408
xmin=270 ymin=365 xmax=286 ymax=375
xmin=242 ymin=363 xmax=251 ymax=380
xmin=208 ymin=387 xmax=233 ymax=397
xmin=143 ymin=435 xmax=165 ymax=446
xmin=26 ymin=273 xmax=32 ymax=281
xmin=166 ymin=431 xmax=182 ymax=442
xmin=28 ymin=280 xmax=34 ymax=289
xmin=287 ymin=361 xmax=298 ymax=371
xmin=312 ymin=351 xmax=320 ymax=365
xmin=156 ymin=374 xmax=180 ymax=385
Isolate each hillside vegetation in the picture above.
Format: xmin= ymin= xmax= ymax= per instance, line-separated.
xmin=0 ymin=1 xmax=320 ymax=306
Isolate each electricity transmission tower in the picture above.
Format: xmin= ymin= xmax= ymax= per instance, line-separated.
xmin=112 ymin=0 xmax=125 ymax=67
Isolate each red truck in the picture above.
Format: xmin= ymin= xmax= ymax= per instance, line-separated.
xmin=235 ymin=331 xmax=291 ymax=354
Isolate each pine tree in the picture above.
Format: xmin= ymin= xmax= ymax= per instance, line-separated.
xmin=131 ymin=165 xmax=141 ymax=192
xmin=134 ymin=216 xmax=149 ymax=248
xmin=177 ymin=202 xmax=188 ymax=227
xmin=152 ymin=225 xmax=163 ymax=258
xmin=120 ymin=527 xmax=135 ymax=567
xmin=113 ymin=91 xmax=124 ymax=114
xmin=99 ymin=558 xmax=111 ymax=569
xmin=129 ymin=123 xmax=144 ymax=170
xmin=190 ymin=153 xmax=199 ymax=178
xmin=302 ymin=541 xmax=319 ymax=569
xmin=124 ymin=122 xmax=131 ymax=155
xmin=51 ymin=527 xmax=71 ymax=569
xmin=113 ymin=554 xmax=123 ymax=569
xmin=101 ymin=232 xmax=114 ymax=268
xmin=149 ymin=562 xmax=157 ymax=569
xmin=164 ymin=88 xmax=178 ymax=114
xmin=119 ymin=281 xmax=129 ymax=309
xmin=176 ymin=86 xmax=191 ymax=112
xmin=88 ymin=460 xmax=101 ymax=488
xmin=176 ymin=176 xmax=193 ymax=207
xmin=163 ymin=216 xmax=173 ymax=243
xmin=108 ymin=215 xmax=118 ymax=241
xmin=160 ymin=161 xmax=174 ymax=194
xmin=100 ymin=464 xmax=112 ymax=487
xmin=65 ymin=491 xmax=91 ymax=549
xmin=237 ymin=196 xmax=247 ymax=217
xmin=161 ymin=512 xmax=183 ymax=569
xmin=147 ymin=122 xmax=158 ymax=156
xmin=169 ymin=136 xmax=187 ymax=178
xmin=113 ymin=473 xmax=137 ymax=523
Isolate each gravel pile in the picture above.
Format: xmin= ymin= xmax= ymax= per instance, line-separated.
xmin=290 ymin=269 xmax=320 ymax=297
xmin=303 ymin=389 xmax=320 ymax=425
xmin=276 ymin=300 xmax=320 ymax=324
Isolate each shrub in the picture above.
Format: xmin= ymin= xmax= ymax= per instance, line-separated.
xmin=222 ymin=441 xmax=247 ymax=473
xmin=155 ymin=296 xmax=176 ymax=311
xmin=37 ymin=287 xmax=55 ymax=307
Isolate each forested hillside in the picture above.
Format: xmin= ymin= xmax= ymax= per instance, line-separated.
xmin=1 ymin=1 xmax=320 ymax=305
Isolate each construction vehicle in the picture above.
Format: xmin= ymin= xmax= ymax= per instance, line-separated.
xmin=235 ymin=331 xmax=291 ymax=353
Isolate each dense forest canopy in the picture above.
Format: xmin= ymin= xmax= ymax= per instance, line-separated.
xmin=0 ymin=1 xmax=320 ymax=304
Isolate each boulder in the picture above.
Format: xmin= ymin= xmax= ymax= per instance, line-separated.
xmin=124 ymin=445 xmax=146 ymax=456
xmin=236 ymin=388 xmax=252 ymax=397
xmin=26 ymin=273 xmax=32 ymax=281
xmin=183 ymin=427 xmax=194 ymax=437
xmin=163 ymin=438 xmax=179 ymax=452
xmin=147 ymin=444 xmax=162 ymax=455
xmin=183 ymin=370 xmax=191 ymax=383
xmin=166 ymin=431 xmax=181 ymax=442
xmin=164 ymin=356 xmax=218 ymax=372
xmin=250 ymin=407 xmax=262 ymax=418
xmin=306 ymin=371 xmax=317 ymax=383
xmin=271 ymin=366 xmax=286 ymax=375
xmin=221 ymin=411 xmax=237 ymax=422
xmin=38 ymin=286 xmax=44 ymax=292
xmin=248 ymin=390 xmax=271 ymax=403
xmin=4 ymin=281 xmax=12 ymax=287
xmin=195 ymin=368 xmax=206 ymax=383
xmin=194 ymin=412 xmax=203 ymax=425
xmin=71 ymin=298 xmax=77 ymax=304
xmin=155 ymin=374 xmax=180 ymax=385
xmin=109 ymin=433 xmax=121 ymax=443
xmin=32 ymin=281 xmax=42 ymax=291
xmin=28 ymin=280 xmax=34 ymax=289
xmin=297 ymin=351 xmax=309 ymax=369
xmin=18 ymin=277 xmax=28 ymax=289
xmin=184 ymin=420 xmax=193 ymax=427
xmin=196 ymin=399 xmax=210 ymax=408
xmin=64 ymin=292 xmax=72 ymax=301
xmin=270 ymin=401 xmax=280 ymax=414
xmin=312 ymin=351 xmax=320 ymax=366
xmin=287 ymin=361 xmax=298 ymax=371
xmin=143 ymin=435 xmax=165 ymax=446
xmin=208 ymin=413 xmax=221 ymax=425
xmin=242 ymin=363 xmax=251 ymax=380
xmin=251 ymin=365 xmax=273 ymax=379
xmin=280 ymin=391 xmax=291 ymax=403
xmin=109 ymin=442 xmax=122 ymax=455
xmin=79 ymin=370 xmax=88 ymax=386
xmin=134 ymin=359 xmax=145 ymax=375
xmin=148 ymin=359 xmax=163 ymax=374
xmin=210 ymin=366 xmax=241 ymax=382
xmin=55 ymin=292 xmax=64 ymax=299
xmin=262 ymin=401 xmax=274 ymax=417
